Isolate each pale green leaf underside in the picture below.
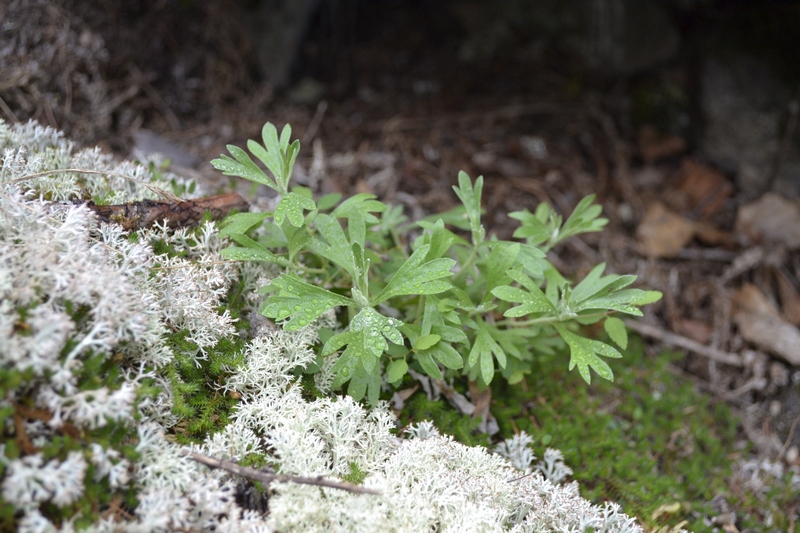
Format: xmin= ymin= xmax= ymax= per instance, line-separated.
xmin=468 ymin=328 xmax=505 ymax=385
xmin=604 ymin=316 xmax=628 ymax=350
xmin=416 ymin=351 xmax=442 ymax=380
xmin=414 ymin=334 xmax=441 ymax=351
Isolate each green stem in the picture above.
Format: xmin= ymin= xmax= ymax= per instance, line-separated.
xmin=452 ymin=246 xmax=480 ymax=285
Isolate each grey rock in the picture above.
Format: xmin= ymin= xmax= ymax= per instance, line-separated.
xmin=131 ymin=130 xmax=200 ymax=169
xmin=700 ymin=57 xmax=800 ymax=199
xmin=241 ymin=0 xmax=324 ymax=89
xmin=454 ymin=0 xmax=680 ymax=74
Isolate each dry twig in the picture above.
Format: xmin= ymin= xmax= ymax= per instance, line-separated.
xmin=183 ymin=450 xmax=382 ymax=496
xmin=625 ymin=320 xmax=743 ymax=367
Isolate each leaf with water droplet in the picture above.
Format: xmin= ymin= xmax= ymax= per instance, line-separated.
xmin=213 ymin=122 xmax=299 ymax=194
xmin=322 ymin=308 xmax=404 ymax=380
xmin=492 ymin=269 xmax=555 ymax=318
xmin=308 ymin=213 xmax=357 ymax=278
xmin=248 ymin=122 xmax=300 ymax=192
xmin=347 ymin=365 xmax=369 ymax=401
xmin=212 ymin=144 xmax=276 ymax=189
xmin=373 ymin=244 xmax=455 ymax=304
xmin=333 ymin=193 xmax=387 ymax=245
xmin=221 ymin=246 xmax=278 ymax=263
xmin=452 ymin=171 xmax=485 ymax=244
xmin=274 ymin=192 xmax=316 ymax=227
xmin=554 ymin=324 xmax=621 ymax=384
xmin=219 ymin=212 xmax=271 ymax=238
xmin=261 ymin=274 xmax=355 ymax=330
xmin=331 ymin=347 xmax=358 ymax=388
xmin=575 ymin=289 xmax=646 ymax=316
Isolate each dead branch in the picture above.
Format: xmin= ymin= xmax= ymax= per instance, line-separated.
xmin=85 ymin=192 xmax=249 ymax=231
xmin=183 ymin=449 xmax=382 ymax=496
xmin=625 ymin=319 xmax=743 ymax=367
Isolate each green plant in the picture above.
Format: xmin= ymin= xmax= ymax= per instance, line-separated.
xmin=212 ymin=122 xmax=662 ymax=404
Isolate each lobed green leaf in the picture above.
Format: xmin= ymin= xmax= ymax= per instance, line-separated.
xmin=373 ymin=245 xmax=455 ymax=304
xmin=211 ymin=146 xmax=276 ymax=189
xmin=492 ymin=269 xmax=555 ymax=317
xmin=308 ymin=213 xmax=357 ymax=278
xmin=219 ymin=212 xmax=270 ymax=238
xmin=554 ymin=324 xmax=621 ymax=384
xmin=273 ymin=192 xmax=317 ymax=227
xmin=262 ymin=275 xmax=355 ymax=329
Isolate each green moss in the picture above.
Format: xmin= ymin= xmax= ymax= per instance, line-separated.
xmin=342 ymin=462 xmax=368 ymax=485
xmin=491 ymin=336 xmax=799 ymax=531
xmin=489 ymin=338 xmax=731 ymax=531
xmin=149 ymin=238 xmax=187 ymax=259
xmin=165 ymin=329 xmax=246 ymax=444
xmin=400 ymin=392 xmax=489 ymax=448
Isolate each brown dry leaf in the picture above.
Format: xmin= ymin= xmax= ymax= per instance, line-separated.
xmin=775 ymin=270 xmax=800 ymax=326
xmin=637 ymin=202 xmax=696 ymax=258
xmin=354 ymin=179 xmax=373 ymax=195
xmin=677 ymin=318 xmax=713 ymax=344
xmin=693 ymin=220 xmax=736 ymax=248
xmin=732 ymin=283 xmax=800 ymax=365
xmin=733 ymin=311 xmax=800 ymax=366
xmin=638 ymin=125 xmax=686 ymax=163
xmin=676 ymin=159 xmax=732 ymax=217
xmin=395 ymin=386 xmax=419 ymax=402
xmin=736 ymin=193 xmax=800 ymax=249
xmin=731 ymin=283 xmax=780 ymax=317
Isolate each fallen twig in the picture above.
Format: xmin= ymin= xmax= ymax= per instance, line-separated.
xmin=625 ymin=320 xmax=743 ymax=367
xmin=183 ymin=449 xmax=382 ymax=496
